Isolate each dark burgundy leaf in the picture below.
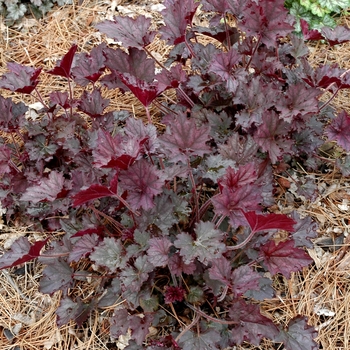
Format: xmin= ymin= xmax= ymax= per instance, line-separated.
xmin=56 ymin=296 xmax=91 ymax=327
xmin=147 ymin=237 xmax=172 ymax=267
xmin=117 ymin=73 xmax=166 ymax=107
xmin=71 ymin=48 xmax=106 ymax=86
xmin=326 ymin=110 xmax=350 ymax=151
xmin=47 ymin=44 xmax=78 ymax=78
xmin=72 ymin=184 xmax=116 ymax=207
xmin=68 ymin=234 xmax=99 ymax=263
xmin=0 ymin=95 xmax=27 ymax=132
xmin=254 ymin=110 xmax=292 ymax=163
xmin=168 ymin=253 xmax=196 ymax=276
xmin=0 ymin=62 xmax=42 ymax=94
xmin=78 ymin=89 xmax=110 ymax=117
xmin=209 ymin=48 xmax=242 ymax=92
xmin=322 ymin=25 xmax=350 ymax=46
xmin=276 ymin=316 xmax=318 ymax=350
xmin=49 ymin=91 xmax=72 ymax=109
xmin=239 ymin=0 xmax=294 ymax=47
xmin=119 ymin=159 xmax=164 ymax=210
xmin=0 ymin=145 xmax=12 ymax=175
xmin=178 ymin=329 xmax=221 ymax=350
xmin=71 ymin=226 xmax=105 ymax=238
xmin=159 ymin=113 xmax=211 ymax=163
xmin=96 ymin=15 xmax=156 ymax=49
xmin=155 ymin=64 xmax=187 ymax=89
xmin=0 ymin=237 xmax=48 ymax=270
xmin=243 ymin=211 xmax=296 ymax=233
xmin=40 ymin=259 xmax=74 ymax=295
xmin=276 ymin=83 xmax=320 ymax=121
xmin=21 ymin=171 xmax=65 ymax=204
xmin=160 ymin=0 xmax=199 ymax=45
xmin=110 ymin=309 xmax=130 ymax=339
xmin=103 ymin=47 xmax=156 ymax=82
xmin=259 ymin=240 xmax=313 ymax=278
xmin=219 ymin=163 xmax=258 ymax=189
xmin=229 ymin=299 xmax=279 ymax=346
xmin=300 ymin=19 xmax=323 ymax=41
xmin=208 ymin=256 xmax=231 ymax=285
xmin=231 ymin=265 xmax=261 ymax=297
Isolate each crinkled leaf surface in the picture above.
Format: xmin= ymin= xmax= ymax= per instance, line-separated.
xmin=178 ymin=329 xmax=221 ymax=350
xmin=68 ymin=233 xmax=99 ymax=263
xmin=119 ymin=159 xmax=164 ymax=210
xmin=96 ymin=15 xmax=156 ymax=49
xmin=21 ymin=171 xmax=65 ymax=204
xmin=160 ymin=0 xmax=199 ymax=45
xmin=147 ymin=237 xmax=172 ymax=267
xmin=40 ymin=259 xmax=73 ymax=295
xmin=174 ymin=221 xmax=226 ymax=265
xmin=240 ymin=0 xmax=294 ymax=47
xmin=229 ymin=299 xmax=279 ymax=346
xmin=276 ymin=316 xmax=318 ymax=350
xmin=0 ymin=237 xmax=48 ymax=270
xmin=90 ymin=237 xmax=126 ymax=272
xmin=78 ymin=89 xmax=109 ymax=117
xmin=322 ymin=25 xmax=350 ymax=46
xmin=0 ymin=96 xmax=27 ymax=132
xmin=0 ymin=145 xmax=12 ymax=175
xmin=231 ymin=265 xmax=261 ymax=297
xmin=0 ymin=62 xmax=41 ymax=94
xmin=326 ymin=110 xmax=350 ymax=151
xmin=56 ymin=296 xmax=91 ymax=327
xmin=208 ymin=256 xmax=232 ymax=285
xmin=160 ymin=113 xmax=211 ymax=163
xmin=259 ymin=240 xmax=313 ymax=278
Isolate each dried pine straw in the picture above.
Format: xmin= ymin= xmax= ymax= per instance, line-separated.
xmin=1 ymin=1 xmax=350 ymax=349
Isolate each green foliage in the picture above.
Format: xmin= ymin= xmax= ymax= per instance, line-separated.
xmin=285 ymin=0 xmax=350 ymax=32
xmin=0 ymin=0 xmax=72 ymax=23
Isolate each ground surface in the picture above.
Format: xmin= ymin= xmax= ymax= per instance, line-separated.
xmin=1 ymin=1 xmax=350 ymax=349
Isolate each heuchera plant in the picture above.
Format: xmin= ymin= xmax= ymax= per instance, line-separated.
xmin=1 ymin=0 xmax=350 ymax=348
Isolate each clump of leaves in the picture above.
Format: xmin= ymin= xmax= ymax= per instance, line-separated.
xmin=285 ymin=0 xmax=350 ymax=33
xmin=1 ymin=0 xmax=350 ymax=348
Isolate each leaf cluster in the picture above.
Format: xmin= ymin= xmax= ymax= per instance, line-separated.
xmin=1 ymin=0 xmax=350 ymax=348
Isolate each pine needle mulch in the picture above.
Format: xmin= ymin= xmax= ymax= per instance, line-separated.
xmin=1 ymin=1 xmax=350 ymax=349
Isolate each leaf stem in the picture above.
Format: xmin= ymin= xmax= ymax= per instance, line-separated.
xmin=187 ymin=159 xmax=199 ymax=223
xmin=145 ymin=105 xmax=152 ymax=124
xmin=223 ymin=15 xmax=231 ymax=49
xmin=245 ymin=35 xmax=261 ymax=71
xmin=227 ymin=228 xmax=257 ymax=250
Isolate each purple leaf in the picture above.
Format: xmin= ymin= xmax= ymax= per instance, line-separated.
xmin=78 ymin=89 xmax=110 ymax=117
xmin=300 ymin=19 xmax=323 ymax=41
xmin=231 ymin=265 xmax=261 ymax=297
xmin=160 ymin=0 xmax=199 ymax=45
xmin=322 ymin=25 xmax=350 ymax=46
xmin=72 ymin=184 xmax=116 ymax=207
xmin=96 ymin=15 xmax=156 ymax=49
xmin=243 ymin=211 xmax=296 ymax=233
xmin=71 ymin=44 xmax=106 ymax=86
xmin=0 ymin=145 xmax=12 ymax=175
xmin=229 ymin=299 xmax=279 ymax=346
xmin=208 ymin=256 xmax=232 ymax=285
xmin=56 ymin=296 xmax=91 ymax=327
xmin=254 ymin=110 xmax=292 ymax=163
xmin=47 ymin=44 xmax=78 ymax=78
xmin=21 ymin=171 xmax=65 ymax=204
xmin=168 ymin=253 xmax=196 ymax=276
xmin=209 ymin=48 xmax=242 ymax=92
xmin=68 ymin=234 xmax=99 ymax=263
xmin=326 ymin=110 xmax=350 ymax=151
xmin=174 ymin=221 xmax=226 ymax=265
xmin=119 ymin=159 xmax=164 ymax=210
xmin=0 ymin=96 xmax=27 ymax=132
xmin=0 ymin=237 xmax=48 ymax=270
xmin=0 ymin=62 xmax=42 ymax=94
xmin=159 ymin=113 xmax=211 ymax=163
xmin=178 ymin=329 xmax=221 ymax=350
xmin=49 ymin=91 xmax=72 ymax=109
xmin=276 ymin=84 xmax=320 ymax=121
xmin=259 ymin=240 xmax=313 ymax=278
xmin=40 ymin=259 xmax=74 ymax=295
xmin=147 ymin=237 xmax=173 ymax=267
xmin=117 ymin=72 xmax=167 ymax=107
xmin=276 ymin=316 xmax=318 ymax=350
xmin=239 ymin=0 xmax=294 ymax=47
